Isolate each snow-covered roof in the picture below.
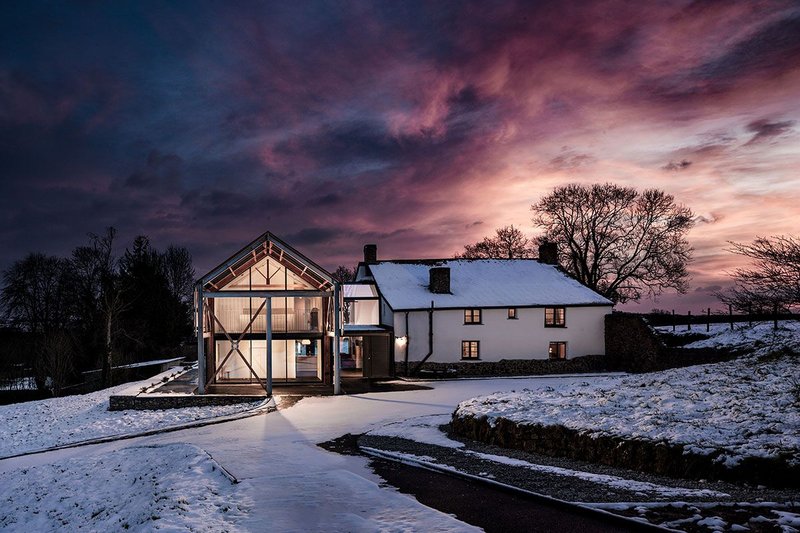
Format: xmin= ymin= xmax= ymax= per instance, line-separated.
xmin=367 ymin=259 xmax=612 ymax=310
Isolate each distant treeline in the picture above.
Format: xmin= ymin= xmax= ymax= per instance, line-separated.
xmin=0 ymin=228 xmax=194 ymax=397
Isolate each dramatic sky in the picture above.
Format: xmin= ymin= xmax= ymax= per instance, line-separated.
xmin=2 ymin=1 xmax=799 ymax=311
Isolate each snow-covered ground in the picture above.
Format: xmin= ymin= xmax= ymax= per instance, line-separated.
xmin=657 ymin=320 xmax=800 ymax=355
xmin=0 ymin=367 xmax=262 ymax=458
xmin=0 ymin=443 xmax=249 ymax=532
xmin=456 ymin=322 xmax=800 ymax=467
xmin=0 ymin=374 xmax=604 ymax=532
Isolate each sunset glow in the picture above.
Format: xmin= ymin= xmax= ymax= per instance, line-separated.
xmin=1 ymin=1 xmax=799 ymax=311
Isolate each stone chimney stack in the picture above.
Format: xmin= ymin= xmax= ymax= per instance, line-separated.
xmin=429 ymin=267 xmax=451 ymax=294
xmin=363 ymin=244 xmax=377 ymax=264
xmin=538 ymin=241 xmax=559 ymax=265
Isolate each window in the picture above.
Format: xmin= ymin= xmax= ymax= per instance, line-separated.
xmin=507 ymin=308 xmax=518 ymax=320
xmin=549 ymin=342 xmax=567 ymax=360
xmin=462 ymin=340 xmax=480 ymax=359
xmin=544 ymin=306 xmax=566 ymax=327
xmin=464 ymin=309 xmax=482 ymax=324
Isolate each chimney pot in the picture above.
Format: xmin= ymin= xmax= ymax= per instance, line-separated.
xmin=429 ymin=267 xmax=451 ymax=294
xmin=538 ymin=241 xmax=559 ymax=265
xmin=363 ymin=244 xmax=377 ymax=264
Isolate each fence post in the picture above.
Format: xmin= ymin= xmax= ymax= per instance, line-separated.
xmin=729 ymin=304 xmax=733 ymax=330
xmin=671 ymin=309 xmax=675 ymax=332
xmin=687 ymin=310 xmax=692 ymax=331
xmin=706 ymin=307 xmax=711 ymax=332
xmin=773 ymin=304 xmax=778 ymax=330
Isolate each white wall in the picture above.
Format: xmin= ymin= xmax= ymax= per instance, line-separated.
xmin=393 ymin=306 xmax=611 ymax=362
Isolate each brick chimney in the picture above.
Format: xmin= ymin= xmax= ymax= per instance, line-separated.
xmin=429 ymin=267 xmax=451 ymax=294
xmin=363 ymin=244 xmax=377 ymax=264
xmin=538 ymin=241 xmax=559 ymax=265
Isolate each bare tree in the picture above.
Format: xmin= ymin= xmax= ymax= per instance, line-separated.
xmin=458 ymin=225 xmax=534 ymax=259
xmin=1 ymin=253 xmax=76 ymax=390
xmin=162 ymin=245 xmax=195 ymax=306
xmin=72 ymin=227 xmax=125 ymax=387
xmin=532 ymin=183 xmax=694 ymax=303
xmin=331 ymin=265 xmax=355 ymax=283
xmin=717 ymin=236 xmax=800 ymax=312
xmin=40 ymin=331 xmax=75 ymax=396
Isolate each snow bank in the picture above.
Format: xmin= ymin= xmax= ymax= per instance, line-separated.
xmin=0 ymin=370 xmax=261 ymax=458
xmin=455 ymin=323 xmax=800 ymax=467
xmin=0 ymin=443 xmax=249 ymax=531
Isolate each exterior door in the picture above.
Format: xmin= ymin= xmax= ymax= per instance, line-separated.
xmin=363 ymin=336 xmax=392 ymax=378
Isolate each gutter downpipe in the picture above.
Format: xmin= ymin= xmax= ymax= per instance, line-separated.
xmin=403 ymin=311 xmax=410 ymax=376
xmin=333 ymin=282 xmax=341 ymax=395
xmin=411 ymin=300 xmax=434 ymax=375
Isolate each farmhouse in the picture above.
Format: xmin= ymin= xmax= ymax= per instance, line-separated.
xmin=345 ymin=244 xmax=613 ymax=376
xmin=195 ymin=234 xmax=612 ymax=395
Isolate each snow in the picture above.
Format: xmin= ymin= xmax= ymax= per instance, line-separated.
xmin=657 ymin=321 xmax=800 ymax=355
xmin=367 ymin=414 xmax=465 ymax=448
xmin=0 ymin=374 xmax=606 ymax=532
xmin=367 ymin=259 xmax=612 ymax=310
xmin=455 ymin=323 xmax=800 ymax=467
xmin=0 ymin=368 xmax=263 ymax=458
xmin=0 ymin=443 xmax=249 ymax=531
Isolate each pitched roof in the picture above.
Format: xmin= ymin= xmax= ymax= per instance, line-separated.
xmin=366 ymin=259 xmax=612 ymax=310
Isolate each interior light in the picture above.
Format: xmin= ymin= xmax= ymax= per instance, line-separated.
xmin=396 ymin=336 xmax=408 ymax=346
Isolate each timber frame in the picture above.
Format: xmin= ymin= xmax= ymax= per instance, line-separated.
xmin=195 ymin=232 xmax=341 ymax=395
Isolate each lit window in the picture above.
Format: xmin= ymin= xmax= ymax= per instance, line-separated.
xmin=544 ymin=307 xmax=566 ymax=327
xmin=462 ymin=340 xmax=480 ymax=359
xmin=464 ymin=309 xmax=482 ymax=324
xmin=507 ymin=308 xmax=517 ymax=320
xmin=548 ymin=342 xmax=567 ymax=360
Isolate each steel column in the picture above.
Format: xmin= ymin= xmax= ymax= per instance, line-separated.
xmin=196 ymin=284 xmax=206 ymax=394
xmin=333 ymin=283 xmax=341 ymax=395
xmin=266 ymin=297 xmax=273 ymax=396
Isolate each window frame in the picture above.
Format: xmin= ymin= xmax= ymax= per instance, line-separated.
xmin=544 ymin=306 xmax=566 ymax=328
xmin=463 ymin=308 xmax=482 ymax=325
xmin=461 ymin=340 xmax=480 ymax=360
xmin=548 ymin=341 xmax=567 ymax=360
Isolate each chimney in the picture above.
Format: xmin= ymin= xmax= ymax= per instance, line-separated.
xmin=429 ymin=267 xmax=451 ymax=294
xmin=363 ymin=244 xmax=377 ymax=264
xmin=538 ymin=241 xmax=559 ymax=265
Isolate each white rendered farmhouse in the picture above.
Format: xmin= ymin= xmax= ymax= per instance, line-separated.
xmin=343 ymin=244 xmax=613 ymax=373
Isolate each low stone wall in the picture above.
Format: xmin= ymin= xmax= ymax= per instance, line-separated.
xmin=108 ymin=394 xmax=264 ymax=411
xmin=397 ymin=354 xmax=609 ymax=378
xmin=451 ymin=414 xmax=799 ymax=488
xmin=605 ymin=313 xmax=736 ymax=372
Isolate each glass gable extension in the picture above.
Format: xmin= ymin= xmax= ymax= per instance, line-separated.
xmin=343 ymin=283 xmax=379 ymax=325
xmin=199 ymin=233 xmax=335 ymax=389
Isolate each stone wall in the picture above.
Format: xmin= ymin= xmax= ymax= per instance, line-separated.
xmin=605 ymin=313 xmax=736 ymax=372
xmin=451 ymin=414 xmax=799 ymax=488
xmin=109 ymin=394 xmax=263 ymax=411
xmin=397 ymin=354 xmax=609 ymax=378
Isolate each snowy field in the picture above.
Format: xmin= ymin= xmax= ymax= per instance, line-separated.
xmin=456 ymin=321 xmax=800 ymax=467
xmin=0 ymin=443 xmax=249 ymax=532
xmin=0 ymin=367 xmax=262 ymax=458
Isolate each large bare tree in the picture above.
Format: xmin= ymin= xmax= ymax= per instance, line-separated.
xmin=458 ymin=225 xmax=534 ymax=259
xmin=532 ymin=183 xmax=694 ymax=303
xmin=718 ymin=236 xmax=800 ymax=312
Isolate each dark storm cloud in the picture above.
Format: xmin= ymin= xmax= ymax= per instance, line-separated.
xmin=641 ymin=11 xmax=800 ymax=103
xmin=1 ymin=0 xmax=798 ymax=287
xmin=744 ymin=119 xmax=796 ymax=145
xmin=662 ymin=159 xmax=692 ymax=171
